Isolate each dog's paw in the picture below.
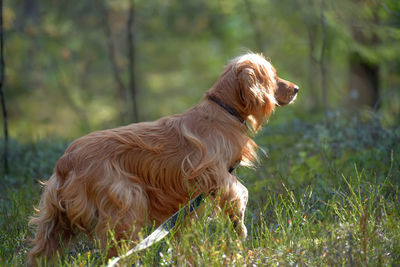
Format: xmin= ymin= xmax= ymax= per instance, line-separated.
xmin=237 ymin=222 xmax=247 ymax=239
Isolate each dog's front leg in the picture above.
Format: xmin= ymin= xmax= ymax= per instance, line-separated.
xmin=216 ymin=176 xmax=248 ymax=238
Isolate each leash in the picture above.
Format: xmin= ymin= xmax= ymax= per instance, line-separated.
xmin=107 ymin=194 xmax=204 ymax=267
xmin=107 ymin=165 xmax=240 ymax=267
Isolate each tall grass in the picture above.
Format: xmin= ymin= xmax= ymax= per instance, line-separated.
xmin=1 ymin=111 xmax=399 ymax=266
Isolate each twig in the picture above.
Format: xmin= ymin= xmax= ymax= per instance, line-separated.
xmin=381 ymin=1 xmax=400 ymax=18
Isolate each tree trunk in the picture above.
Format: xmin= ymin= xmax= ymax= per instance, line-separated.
xmin=127 ymin=0 xmax=139 ymax=122
xmin=319 ymin=0 xmax=328 ymax=121
xmin=347 ymin=3 xmax=380 ymax=110
xmin=100 ymin=2 xmax=128 ymax=123
xmin=0 ymin=0 xmax=9 ymax=174
xmin=305 ymin=0 xmax=319 ymax=110
xmin=348 ymin=53 xmax=379 ymax=109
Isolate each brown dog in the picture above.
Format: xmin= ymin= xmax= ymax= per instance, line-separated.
xmin=28 ymin=53 xmax=298 ymax=264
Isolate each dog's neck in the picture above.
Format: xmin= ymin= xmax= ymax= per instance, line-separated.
xmin=207 ymin=95 xmax=245 ymax=124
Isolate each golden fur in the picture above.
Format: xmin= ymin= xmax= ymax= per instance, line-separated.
xmin=28 ymin=53 xmax=298 ymax=265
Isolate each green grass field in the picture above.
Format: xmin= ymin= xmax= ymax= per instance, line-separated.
xmin=1 ymin=111 xmax=399 ymax=266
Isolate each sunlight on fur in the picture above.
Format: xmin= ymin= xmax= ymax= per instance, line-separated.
xmin=28 ymin=52 xmax=299 ymax=265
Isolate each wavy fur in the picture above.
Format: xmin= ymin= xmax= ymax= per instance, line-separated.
xmin=28 ymin=52 xmax=298 ymax=265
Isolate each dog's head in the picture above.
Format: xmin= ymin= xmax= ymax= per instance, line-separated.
xmin=207 ymin=53 xmax=299 ymax=131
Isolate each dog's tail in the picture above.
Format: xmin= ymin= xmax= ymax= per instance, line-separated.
xmin=27 ymin=174 xmax=73 ymax=266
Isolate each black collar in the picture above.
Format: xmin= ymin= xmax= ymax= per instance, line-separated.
xmin=208 ymin=95 xmax=245 ymax=124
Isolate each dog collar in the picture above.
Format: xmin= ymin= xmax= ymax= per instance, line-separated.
xmin=229 ymin=159 xmax=240 ymax=173
xmin=208 ymin=95 xmax=245 ymax=124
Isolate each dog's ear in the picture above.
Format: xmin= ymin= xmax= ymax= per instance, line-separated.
xmin=236 ymin=64 xmax=262 ymax=111
xmin=235 ymin=60 xmax=276 ymax=131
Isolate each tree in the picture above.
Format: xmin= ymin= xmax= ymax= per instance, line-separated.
xmin=0 ymin=0 xmax=8 ymax=174
xmin=127 ymin=0 xmax=138 ymax=122
xmin=347 ymin=0 xmax=380 ymax=110
xmin=319 ymin=0 xmax=328 ymax=120
xmin=101 ymin=0 xmax=139 ymax=123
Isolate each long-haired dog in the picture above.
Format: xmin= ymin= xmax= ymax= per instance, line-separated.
xmin=28 ymin=53 xmax=299 ymax=265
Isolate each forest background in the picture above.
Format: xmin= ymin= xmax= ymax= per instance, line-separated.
xmin=2 ymin=0 xmax=400 ymax=137
xmin=1 ymin=0 xmax=400 ymax=265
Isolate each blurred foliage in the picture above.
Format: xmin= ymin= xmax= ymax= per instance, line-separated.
xmin=1 ymin=1 xmax=400 ymax=265
xmin=1 ymin=0 xmax=400 ymax=139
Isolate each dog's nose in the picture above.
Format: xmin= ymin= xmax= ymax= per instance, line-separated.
xmin=294 ymin=85 xmax=299 ymax=94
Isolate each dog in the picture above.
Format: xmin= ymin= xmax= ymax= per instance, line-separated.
xmin=28 ymin=52 xmax=299 ymax=265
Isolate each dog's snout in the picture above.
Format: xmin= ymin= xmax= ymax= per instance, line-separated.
xmin=293 ymin=85 xmax=299 ymax=94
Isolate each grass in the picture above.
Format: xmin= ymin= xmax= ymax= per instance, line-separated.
xmin=1 ymin=111 xmax=399 ymax=266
